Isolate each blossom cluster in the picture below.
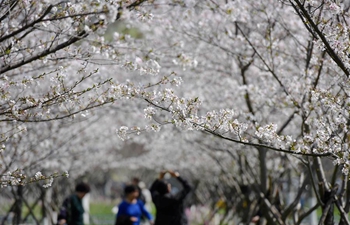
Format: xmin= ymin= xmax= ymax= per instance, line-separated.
xmin=0 ymin=170 xmax=69 ymax=188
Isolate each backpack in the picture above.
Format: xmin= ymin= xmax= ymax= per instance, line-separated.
xmin=57 ymin=195 xmax=72 ymax=225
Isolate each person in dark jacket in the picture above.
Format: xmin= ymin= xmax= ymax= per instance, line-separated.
xmin=57 ymin=182 xmax=90 ymax=225
xmin=150 ymin=170 xmax=192 ymax=225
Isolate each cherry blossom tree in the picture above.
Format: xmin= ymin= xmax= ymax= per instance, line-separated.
xmin=0 ymin=0 xmax=151 ymax=224
xmin=2 ymin=0 xmax=350 ymax=224
xmin=0 ymin=0 xmax=148 ymax=185
xmin=98 ymin=0 xmax=350 ymax=224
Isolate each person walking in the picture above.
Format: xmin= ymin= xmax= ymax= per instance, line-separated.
xmin=116 ymin=185 xmax=154 ymax=225
xmin=57 ymin=182 xmax=91 ymax=225
xmin=131 ymin=177 xmax=147 ymax=205
xmin=131 ymin=177 xmax=153 ymax=225
xmin=150 ymin=170 xmax=192 ymax=225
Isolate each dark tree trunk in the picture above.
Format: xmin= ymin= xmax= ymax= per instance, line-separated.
xmin=13 ymin=186 xmax=23 ymax=225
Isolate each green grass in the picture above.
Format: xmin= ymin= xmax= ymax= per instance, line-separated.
xmin=89 ymin=201 xmax=118 ymax=225
xmin=0 ymin=202 xmax=12 ymax=214
xmin=90 ymin=202 xmax=116 ymax=216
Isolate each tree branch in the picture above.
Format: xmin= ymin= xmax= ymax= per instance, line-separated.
xmin=290 ymin=0 xmax=349 ymax=77
xmin=0 ymin=5 xmax=53 ymax=43
xmin=0 ymin=30 xmax=88 ymax=74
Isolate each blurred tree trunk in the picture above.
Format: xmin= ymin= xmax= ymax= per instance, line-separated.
xmin=13 ymin=186 xmax=23 ymax=225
